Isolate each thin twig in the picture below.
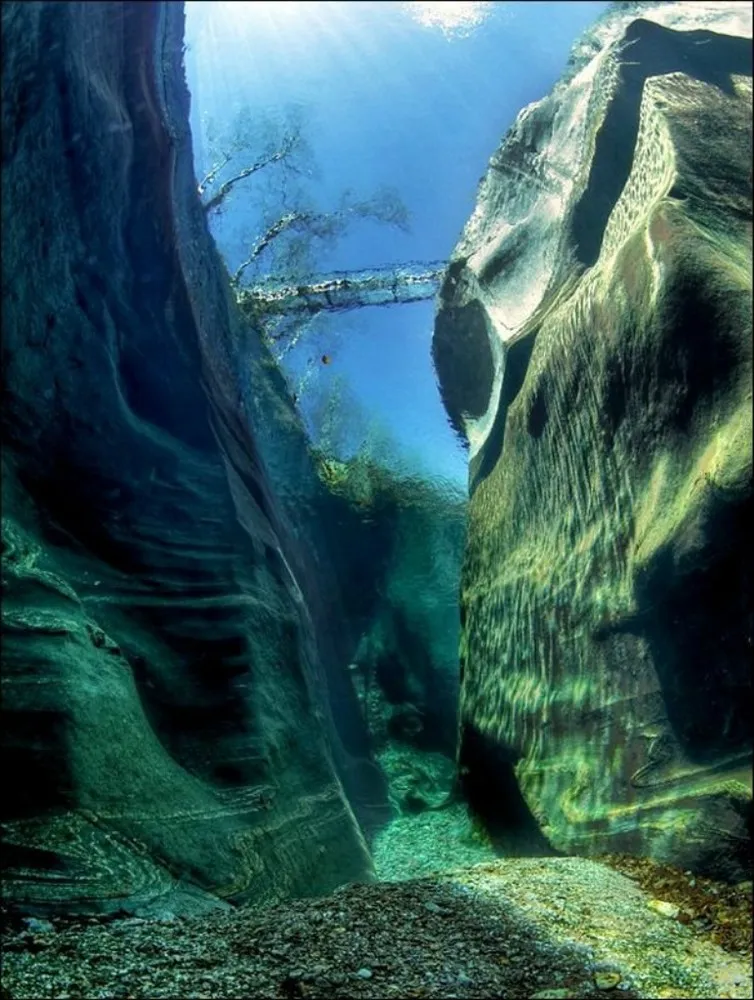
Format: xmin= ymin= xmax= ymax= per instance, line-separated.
xmin=197 ymin=151 xmax=231 ymax=196
xmin=201 ymin=135 xmax=298 ymax=214
xmin=233 ymin=211 xmax=313 ymax=285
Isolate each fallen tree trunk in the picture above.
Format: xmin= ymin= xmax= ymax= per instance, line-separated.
xmin=236 ymin=261 xmax=446 ymax=319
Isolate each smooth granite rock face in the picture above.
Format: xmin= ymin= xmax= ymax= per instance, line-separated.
xmin=1 ymin=0 xmax=381 ymax=914
xmin=433 ymin=2 xmax=752 ymax=878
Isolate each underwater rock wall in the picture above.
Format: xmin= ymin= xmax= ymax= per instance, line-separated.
xmin=1 ymin=0 xmax=379 ymax=914
xmin=342 ymin=471 xmax=467 ymax=811
xmin=287 ymin=449 xmax=467 ymax=813
xmin=434 ymin=1 xmax=752 ymax=879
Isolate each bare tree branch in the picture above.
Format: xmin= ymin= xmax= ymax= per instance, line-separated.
xmin=199 ymin=108 xmax=433 ymax=390
xmin=269 ymin=314 xmax=318 ymax=361
xmin=232 ymin=211 xmax=313 ymax=285
xmin=197 ymin=151 xmax=232 ymax=197
xmin=233 ymin=195 xmax=412 ymax=287
xmin=201 ymin=132 xmax=299 ymax=215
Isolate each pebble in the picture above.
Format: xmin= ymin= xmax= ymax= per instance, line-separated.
xmin=2 ymin=857 xmax=750 ymax=1000
xmin=594 ymin=970 xmax=623 ymax=990
xmin=530 ymin=989 xmax=576 ymax=999
xmin=647 ymin=899 xmax=680 ymax=919
xmin=425 ymin=901 xmax=442 ymax=914
xmin=22 ymin=918 xmax=55 ymax=934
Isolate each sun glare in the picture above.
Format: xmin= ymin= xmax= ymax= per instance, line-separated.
xmin=214 ymin=1 xmax=496 ymax=40
xmin=402 ymin=1 xmax=495 ymax=37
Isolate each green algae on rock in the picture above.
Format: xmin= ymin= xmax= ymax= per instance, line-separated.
xmin=433 ymin=1 xmax=753 ymax=880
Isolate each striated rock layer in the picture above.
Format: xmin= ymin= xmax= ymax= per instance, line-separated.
xmin=433 ymin=1 xmax=752 ymax=878
xmin=1 ymin=0 xmax=383 ymax=914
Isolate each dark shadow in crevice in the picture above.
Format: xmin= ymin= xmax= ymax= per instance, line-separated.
xmin=458 ymin=721 xmax=559 ymax=856
xmin=432 ymin=299 xmax=495 ymax=442
xmin=471 ymin=328 xmax=538 ymax=493
xmin=632 ymin=484 xmax=752 ymax=764
xmin=571 ymin=19 xmax=753 ymax=268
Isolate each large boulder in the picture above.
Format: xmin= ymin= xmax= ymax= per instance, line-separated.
xmin=433 ymin=1 xmax=752 ymax=879
xmin=1 ymin=0 xmax=382 ymax=915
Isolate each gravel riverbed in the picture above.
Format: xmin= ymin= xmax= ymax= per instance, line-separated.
xmin=1 ymin=856 xmax=750 ymax=1000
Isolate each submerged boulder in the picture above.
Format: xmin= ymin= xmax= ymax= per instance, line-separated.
xmin=434 ymin=1 xmax=752 ymax=878
xmin=1 ymin=0 xmax=382 ymax=914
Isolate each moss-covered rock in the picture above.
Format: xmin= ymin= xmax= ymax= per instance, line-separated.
xmin=434 ymin=2 xmax=752 ymax=880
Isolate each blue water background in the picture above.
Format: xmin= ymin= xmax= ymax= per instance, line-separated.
xmin=184 ymin=1 xmax=609 ymax=484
